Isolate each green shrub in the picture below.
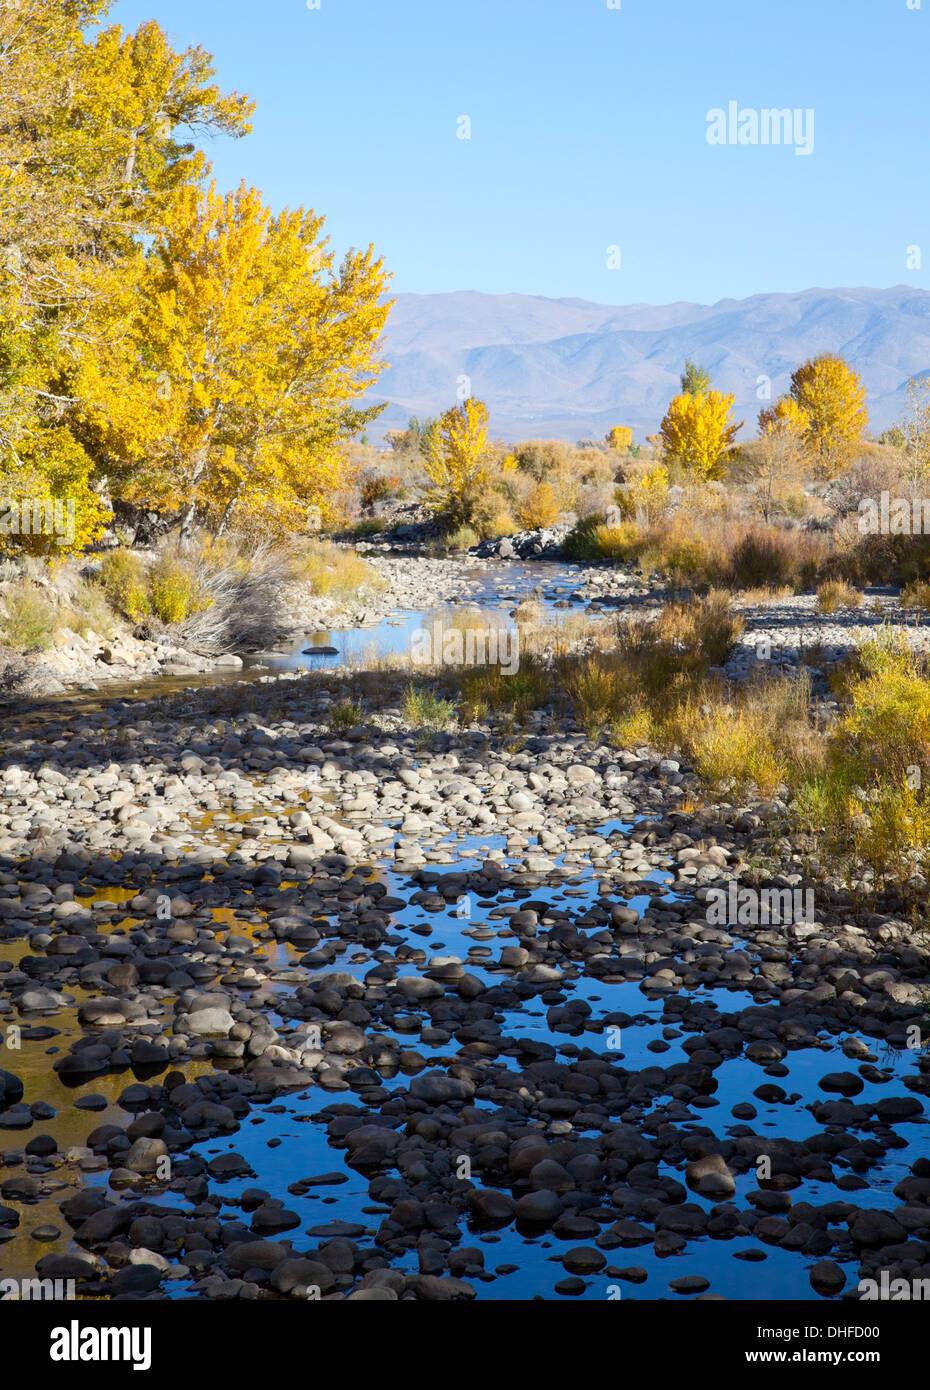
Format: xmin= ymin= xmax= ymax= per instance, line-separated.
xmin=402 ymin=685 xmax=456 ymax=728
xmin=99 ymin=549 xmax=150 ymax=621
xmin=67 ymin=578 xmax=117 ymax=640
xmin=352 ymin=518 xmax=386 ymax=538
xmin=0 ymin=582 xmax=58 ymax=650
xmin=563 ymin=514 xmax=645 ymax=563
xmin=446 ymin=524 xmax=480 ymax=552
xmin=147 ymin=554 xmax=205 ymax=624
xmin=428 ymin=525 xmax=481 ymax=556
xmin=328 ymin=697 xmax=365 ymax=731
xmin=795 ymin=639 xmax=930 ymax=888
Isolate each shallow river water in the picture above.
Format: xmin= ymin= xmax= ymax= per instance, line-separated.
xmin=0 ymin=558 xmax=927 ymax=1302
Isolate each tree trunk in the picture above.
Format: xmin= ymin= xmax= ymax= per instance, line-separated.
xmin=215 ymin=493 xmax=240 ymax=540
xmin=178 ymin=446 xmax=209 ymax=549
xmin=178 ymin=499 xmax=198 ymax=549
xmin=123 ymin=130 xmax=138 ymax=187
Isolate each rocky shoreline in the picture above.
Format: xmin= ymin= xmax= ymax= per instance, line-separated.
xmin=0 ymin=646 xmax=928 ymax=1301
xmin=0 ymin=554 xmax=493 ymax=703
xmin=10 ymin=532 xmax=930 ymax=705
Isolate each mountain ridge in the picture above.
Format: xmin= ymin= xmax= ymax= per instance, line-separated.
xmin=369 ymin=285 xmax=930 ymax=443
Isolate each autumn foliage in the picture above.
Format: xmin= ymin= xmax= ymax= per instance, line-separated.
xmin=660 ymin=389 xmax=743 ymax=478
xmin=0 ymin=0 xmax=389 ymax=551
xmin=78 ymin=182 xmax=388 ymax=539
xmin=606 ymin=426 xmax=634 ymax=452
xmin=787 ymin=354 xmax=869 ymax=477
xmin=423 ymin=398 xmax=498 ymax=526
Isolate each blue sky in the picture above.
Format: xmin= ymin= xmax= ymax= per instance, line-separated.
xmin=109 ymin=0 xmax=930 ymax=307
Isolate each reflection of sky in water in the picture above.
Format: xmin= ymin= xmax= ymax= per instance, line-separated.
xmin=4 ymin=557 xmax=929 ymax=1301
xmin=131 ymin=853 xmax=926 ymax=1303
xmin=152 ymin=1005 xmax=926 ymax=1302
xmin=258 ymin=562 xmax=594 ymax=673
xmin=7 ymin=828 xmax=927 ymax=1303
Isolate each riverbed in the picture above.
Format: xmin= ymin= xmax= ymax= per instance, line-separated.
xmin=0 ymin=559 xmax=928 ymax=1303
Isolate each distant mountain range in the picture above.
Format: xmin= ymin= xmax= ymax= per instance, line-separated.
xmin=368 ymin=285 xmax=930 ymax=444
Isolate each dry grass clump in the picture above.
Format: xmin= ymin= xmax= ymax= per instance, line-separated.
xmin=717 ymin=525 xmax=833 ymax=591
xmin=658 ymin=531 xmax=727 ymax=588
xmin=0 ymin=580 xmax=60 ymax=650
xmin=562 ymin=512 xmax=830 ymax=592
xmin=831 ymin=531 xmax=930 ymax=589
xmin=656 ymin=588 xmax=744 ymax=666
xmin=565 ymin=653 xmax=821 ymax=798
xmin=795 ymin=638 xmax=930 ymax=890
xmin=290 ymin=539 xmax=384 ymax=599
xmin=900 ymin=580 xmax=930 ymax=611
xmin=816 ymin=579 xmax=863 ymax=614
xmin=558 ymin=589 xmax=828 ymax=799
xmin=732 ymin=584 xmax=794 ymax=606
xmin=670 ymin=672 xmax=823 ymax=799
xmin=512 ymin=606 xmax=605 ymax=660
xmin=561 ymin=655 xmax=646 ymax=743
xmin=175 ymin=541 xmax=310 ymax=652
xmin=561 ymin=592 xmax=744 ymax=741
xmin=458 ymin=659 xmax=551 ymax=723
xmin=2 ymin=555 xmax=224 ymax=652
xmin=66 ymin=577 xmax=117 ymax=640
xmin=351 ymin=518 xmax=386 ymax=538
xmin=429 ymin=525 xmax=481 ymax=555
xmin=327 ymin=697 xmax=366 ymax=731
xmin=563 ymin=515 xmax=647 ymax=563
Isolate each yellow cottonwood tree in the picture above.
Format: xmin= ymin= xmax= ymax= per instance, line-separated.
xmin=79 ymin=181 xmax=390 ymax=538
xmin=660 ymin=390 xmax=742 ymax=478
xmin=758 ymin=395 xmax=809 ymax=437
xmin=788 ymin=354 xmax=868 ymax=477
xmin=0 ymin=0 xmax=253 ymax=546
xmin=606 ymin=426 xmax=633 ymax=452
xmin=423 ymin=398 xmax=495 ymax=525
